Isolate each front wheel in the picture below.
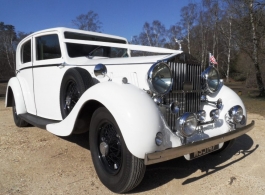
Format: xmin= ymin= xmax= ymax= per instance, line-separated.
xmin=89 ymin=107 xmax=146 ymax=193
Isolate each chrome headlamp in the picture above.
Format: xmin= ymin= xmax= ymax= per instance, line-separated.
xmin=147 ymin=62 xmax=173 ymax=95
xmin=201 ymin=66 xmax=220 ymax=93
xmin=229 ymin=105 xmax=244 ymax=123
xmin=176 ymin=113 xmax=197 ymax=137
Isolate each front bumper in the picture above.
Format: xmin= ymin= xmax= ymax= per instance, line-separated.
xmin=144 ymin=120 xmax=255 ymax=165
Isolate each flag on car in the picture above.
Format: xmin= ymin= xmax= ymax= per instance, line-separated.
xmin=210 ymin=54 xmax=218 ymax=65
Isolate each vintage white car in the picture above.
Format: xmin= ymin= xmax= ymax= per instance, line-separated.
xmin=5 ymin=27 xmax=254 ymax=193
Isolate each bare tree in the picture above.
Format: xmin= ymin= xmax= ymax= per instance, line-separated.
xmin=166 ymin=24 xmax=182 ymax=49
xmin=203 ymin=0 xmax=221 ymax=56
xmin=225 ymin=0 xmax=265 ymax=96
xmin=72 ymin=11 xmax=102 ymax=32
xmin=141 ymin=20 xmax=166 ymax=47
xmin=180 ymin=3 xmax=197 ymax=54
xmin=0 ymin=22 xmax=16 ymax=79
xmin=132 ymin=20 xmax=166 ymax=47
xmin=198 ymin=6 xmax=210 ymax=70
xmin=219 ymin=15 xmax=233 ymax=82
xmin=248 ymin=0 xmax=265 ymax=96
xmin=16 ymin=31 xmax=31 ymax=43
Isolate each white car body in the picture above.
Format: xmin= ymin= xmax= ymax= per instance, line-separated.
xmin=5 ymin=27 xmax=254 ymax=193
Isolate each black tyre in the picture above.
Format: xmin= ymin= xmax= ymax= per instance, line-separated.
xmin=89 ymin=107 xmax=146 ymax=193
xmin=12 ymin=99 xmax=28 ymax=127
xmin=60 ymin=68 xmax=94 ymax=119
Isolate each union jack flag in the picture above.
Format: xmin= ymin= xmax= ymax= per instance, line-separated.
xmin=210 ymin=55 xmax=218 ymax=65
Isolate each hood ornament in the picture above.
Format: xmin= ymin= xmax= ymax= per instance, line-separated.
xmin=175 ymin=38 xmax=183 ymax=51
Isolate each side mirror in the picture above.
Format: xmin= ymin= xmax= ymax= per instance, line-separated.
xmin=94 ymin=64 xmax=107 ymax=78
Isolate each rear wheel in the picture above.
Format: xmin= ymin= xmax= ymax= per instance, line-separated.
xmin=89 ymin=107 xmax=146 ymax=193
xmin=60 ymin=68 xmax=94 ymax=118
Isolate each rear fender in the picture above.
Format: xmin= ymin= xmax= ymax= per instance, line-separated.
xmin=5 ymin=77 xmax=27 ymax=115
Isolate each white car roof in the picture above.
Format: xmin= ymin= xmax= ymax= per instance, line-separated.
xmin=25 ymin=27 xmax=128 ymax=42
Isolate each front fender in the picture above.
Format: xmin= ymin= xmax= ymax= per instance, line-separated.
xmin=47 ymin=82 xmax=166 ymax=158
xmin=203 ymin=84 xmax=247 ymax=129
xmin=5 ymin=77 xmax=27 ymax=115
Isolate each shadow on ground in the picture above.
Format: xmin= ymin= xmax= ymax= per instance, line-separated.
xmin=61 ymin=131 xmax=257 ymax=194
xmin=132 ymin=134 xmax=257 ymax=193
xmin=60 ymin=131 xmax=90 ymax=150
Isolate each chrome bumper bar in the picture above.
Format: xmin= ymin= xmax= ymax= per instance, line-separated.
xmin=144 ymin=120 xmax=255 ymax=165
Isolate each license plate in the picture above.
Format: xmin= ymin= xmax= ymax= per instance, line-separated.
xmin=184 ymin=144 xmax=220 ymax=160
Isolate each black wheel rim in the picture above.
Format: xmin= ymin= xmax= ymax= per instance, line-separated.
xmin=98 ymin=121 xmax=122 ymax=175
xmin=64 ymin=80 xmax=80 ymax=115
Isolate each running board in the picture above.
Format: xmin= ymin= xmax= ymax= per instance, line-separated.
xmin=19 ymin=113 xmax=61 ymax=129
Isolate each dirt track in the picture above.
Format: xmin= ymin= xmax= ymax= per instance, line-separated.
xmin=0 ymin=97 xmax=265 ymax=195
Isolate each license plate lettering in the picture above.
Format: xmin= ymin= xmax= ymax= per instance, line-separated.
xmin=185 ymin=144 xmax=220 ymax=160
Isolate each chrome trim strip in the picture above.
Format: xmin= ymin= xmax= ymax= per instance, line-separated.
xmin=144 ymin=120 xmax=255 ymax=165
xmin=65 ymin=38 xmax=182 ymax=54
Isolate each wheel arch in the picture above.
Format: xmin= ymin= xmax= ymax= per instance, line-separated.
xmin=72 ymin=100 xmax=103 ymax=134
xmin=60 ymin=67 xmax=94 ymax=119
xmin=47 ymin=82 xmax=166 ymax=158
xmin=6 ymin=86 xmax=14 ymax=107
xmin=5 ymin=77 xmax=27 ymax=115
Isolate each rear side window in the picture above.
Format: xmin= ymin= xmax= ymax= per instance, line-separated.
xmin=36 ymin=34 xmax=61 ymax=60
xmin=21 ymin=40 xmax=31 ymax=63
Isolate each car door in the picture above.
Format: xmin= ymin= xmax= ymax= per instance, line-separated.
xmin=16 ymin=36 xmax=37 ymax=115
xmin=32 ymin=31 xmax=65 ymax=120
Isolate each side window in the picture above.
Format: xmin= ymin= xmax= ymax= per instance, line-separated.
xmin=110 ymin=48 xmax=128 ymax=58
xmin=36 ymin=34 xmax=61 ymax=60
xmin=21 ymin=40 xmax=31 ymax=63
xmin=92 ymin=47 xmax=104 ymax=57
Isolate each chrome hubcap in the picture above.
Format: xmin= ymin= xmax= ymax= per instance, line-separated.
xmin=65 ymin=96 xmax=71 ymax=107
xmin=64 ymin=81 xmax=79 ymax=114
xmin=98 ymin=123 xmax=122 ymax=174
xmin=100 ymin=142 xmax=109 ymax=157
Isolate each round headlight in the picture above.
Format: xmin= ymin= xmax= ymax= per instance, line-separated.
xmin=147 ymin=62 xmax=172 ymax=95
xmin=201 ymin=66 xmax=220 ymax=93
xmin=176 ymin=113 xmax=197 ymax=137
xmin=229 ymin=105 xmax=244 ymax=123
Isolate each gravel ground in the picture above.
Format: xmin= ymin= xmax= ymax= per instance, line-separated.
xmin=0 ymin=97 xmax=264 ymax=195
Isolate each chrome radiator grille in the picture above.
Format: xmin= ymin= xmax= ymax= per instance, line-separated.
xmin=164 ymin=62 xmax=201 ymax=130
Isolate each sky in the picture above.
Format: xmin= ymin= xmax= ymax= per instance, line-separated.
xmin=0 ymin=0 xmax=197 ymax=40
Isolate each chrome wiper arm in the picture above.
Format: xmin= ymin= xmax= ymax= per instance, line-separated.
xmin=86 ymin=46 xmax=102 ymax=58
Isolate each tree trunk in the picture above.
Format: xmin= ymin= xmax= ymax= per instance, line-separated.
xmin=249 ymin=0 xmax=265 ymax=96
xmin=226 ymin=18 xmax=232 ymax=83
xmin=187 ymin=24 xmax=191 ymax=55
